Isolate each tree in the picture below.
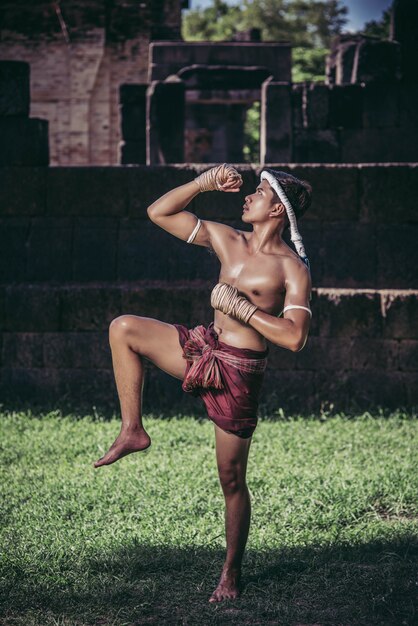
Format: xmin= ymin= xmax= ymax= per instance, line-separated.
xmin=182 ymin=0 xmax=348 ymax=82
xmin=361 ymin=8 xmax=391 ymax=39
xmin=182 ymin=0 xmax=348 ymax=50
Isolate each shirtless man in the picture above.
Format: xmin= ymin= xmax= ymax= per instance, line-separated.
xmin=93 ymin=164 xmax=312 ymax=603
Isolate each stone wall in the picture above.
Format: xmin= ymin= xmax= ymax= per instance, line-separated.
xmin=0 ymin=1 xmax=183 ymax=165
xmin=1 ymin=164 xmax=417 ymax=288
xmin=286 ymin=81 xmax=418 ymax=163
xmin=0 ymin=283 xmax=417 ymax=414
xmin=0 ymin=164 xmax=417 ymax=414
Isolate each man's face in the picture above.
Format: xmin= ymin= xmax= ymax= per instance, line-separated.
xmin=242 ymin=179 xmax=282 ymax=224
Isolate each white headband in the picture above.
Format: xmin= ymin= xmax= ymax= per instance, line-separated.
xmin=260 ymin=170 xmax=310 ymax=271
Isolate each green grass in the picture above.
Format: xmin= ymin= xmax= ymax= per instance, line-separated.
xmin=1 ymin=409 xmax=417 ymax=626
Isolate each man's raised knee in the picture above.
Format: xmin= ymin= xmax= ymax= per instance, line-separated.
xmin=109 ymin=315 xmax=135 ymax=339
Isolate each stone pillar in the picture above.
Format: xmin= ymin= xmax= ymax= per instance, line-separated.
xmin=119 ymin=84 xmax=147 ymax=164
xmin=0 ymin=61 xmax=49 ymax=166
xmin=391 ymin=0 xmax=418 ymax=82
xmin=260 ymin=80 xmax=292 ymax=165
xmin=147 ymin=79 xmax=185 ymax=165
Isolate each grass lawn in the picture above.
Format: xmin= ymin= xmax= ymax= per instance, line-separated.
xmin=0 ymin=409 xmax=417 ymax=626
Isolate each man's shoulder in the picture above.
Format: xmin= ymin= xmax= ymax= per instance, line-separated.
xmin=203 ymin=220 xmax=245 ymax=241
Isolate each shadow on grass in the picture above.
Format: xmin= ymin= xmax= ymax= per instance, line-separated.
xmin=2 ymin=535 xmax=417 ymax=626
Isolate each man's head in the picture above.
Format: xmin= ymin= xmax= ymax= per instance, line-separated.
xmin=242 ymin=168 xmax=312 ymax=268
xmin=268 ymin=169 xmax=312 ymax=230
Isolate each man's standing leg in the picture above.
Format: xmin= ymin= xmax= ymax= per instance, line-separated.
xmin=209 ymin=424 xmax=252 ymax=602
xmin=94 ymin=315 xmax=187 ymax=468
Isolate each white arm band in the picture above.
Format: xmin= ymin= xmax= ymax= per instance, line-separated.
xmin=280 ymin=305 xmax=312 ymax=317
xmin=187 ymin=218 xmax=202 ymax=244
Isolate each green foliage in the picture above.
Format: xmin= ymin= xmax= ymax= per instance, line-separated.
xmin=1 ymin=410 xmax=417 ymax=624
xmin=182 ymin=0 xmax=348 ymax=53
xmin=243 ymin=101 xmax=260 ymax=163
xmin=362 ymin=7 xmax=391 ymax=39
xmin=292 ymin=46 xmax=328 ymax=81
xmin=182 ymin=0 xmax=244 ymax=41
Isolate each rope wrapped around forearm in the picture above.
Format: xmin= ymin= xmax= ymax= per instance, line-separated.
xmin=211 ymin=282 xmax=258 ymax=324
xmin=194 ymin=163 xmax=243 ymax=192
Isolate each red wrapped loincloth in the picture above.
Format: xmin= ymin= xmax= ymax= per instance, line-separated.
xmin=173 ymin=322 xmax=268 ymax=438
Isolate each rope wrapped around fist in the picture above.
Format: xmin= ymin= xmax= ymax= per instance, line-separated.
xmin=211 ymin=282 xmax=258 ymax=324
xmin=194 ymin=163 xmax=243 ymax=192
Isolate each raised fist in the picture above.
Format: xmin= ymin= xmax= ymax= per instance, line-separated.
xmin=194 ymin=163 xmax=243 ymax=193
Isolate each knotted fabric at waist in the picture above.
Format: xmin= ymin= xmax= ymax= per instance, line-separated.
xmin=181 ymin=324 xmax=268 ymax=392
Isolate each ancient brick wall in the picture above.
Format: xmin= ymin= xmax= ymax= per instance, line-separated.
xmin=0 ymin=1 xmax=182 ymax=165
xmin=0 ymin=164 xmax=417 ymax=414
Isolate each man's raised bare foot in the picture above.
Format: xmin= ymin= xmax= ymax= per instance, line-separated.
xmin=209 ymin=567 xmax=241 ymax=603
xmin=93 ymin=426 xmax=151 ymax=468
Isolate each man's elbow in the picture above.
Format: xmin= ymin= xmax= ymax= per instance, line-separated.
xmin=291 ymin=335 xmax=308 ymax=352
xmin=147 ymin=206 xmax=157 ymax=221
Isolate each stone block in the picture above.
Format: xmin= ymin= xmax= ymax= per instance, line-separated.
xmin=2 ymin=333 xmax=43 ymax=368
xmin=261 ymin=81 xmax=292 ymax=164
xmin=376 ymin=225 xmax=418 ymax=288
xmin=73 ymin=217 xmax=118 ymax=281
xmin=353 ymin=40 xmax=401 ymax=84
xmin=267 ymin=345 xmax=297 ymax=370
xmin=277 ymin=165 xmax=360 ymax=221
xmin=0 ymin=367 xmax=115 ymax=406
xmin=117 ymin=219 xmax=219 ymax=282
xmin=363 ymin=83 xmax=400 ymax=128
xmin=306 ymin=83 xmax=329 ymax=129
xmin=128 ymin=165 xmax=195 ymax=216
xmin=345 ymin=370 xmax=406 ymax=411
xmin=317 ymin=290 xmax=383 ymax=338
xmin=329 ymin=85 xmax=363 ymax=129
xmin=291 ymin=83 xmax=304 ymax=129
xmin=60 ymin=287 xmax=122 ymax=331
xmin=360 ymin=165 xmax=418 ymax=223
xmin=147 ymin=80 xmax=185 ymax=165
xmin=399 ymin=84 xmax=418 ymax=127
xmin=382 ymin=291 xmax=418 ymax=339
xmin=398 ymin=340 xmax=418 ymax=371
xmin=121 ymin=283 xmax=213 ymax=327
xmin=293 ymin=129 xmax=340 ymax=163
xmin=392 ymin=0 xmax=418 ymax=82
xmin=43 ymin=332 xmax=110 ymax=369
xmin=351 ymin=338 xmax=399 ymax=370
xmin=340 ymin=127 xmax=418 ymax=162
xmin=149 ymin=42 xmax=292 ymax=82
xmin=260 ymin=370 xmax=316 ymax=413
xmin=0 ymin=61 xmax=30 ymax=116
xmin=294 ymin=337 xmax=350 ymax=371
xmin=26 ymin=218 xmax=73 ymax=282
xmin=313 ymin=369 xmax=353 ymax=412
xmin=0 ymin=167 xmax=46 ymax=216
xmin=403 ymin=373 xmax=418 ymax=409
xmin=321 ymin=223 xmax=376 ymax=287
xmin=335 ymin=39 xmax=358 ymax=84
xmin=0 ymin=217 xmax=30 ymax=282
xmin=3 ymin=286 xmax=60 ymax=332
xmin=47 ymin=167 xmax=129 ymax=217
xmin=0 ymin=118 xmax=49 ymax=166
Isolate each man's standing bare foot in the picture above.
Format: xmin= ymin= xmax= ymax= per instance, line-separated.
xmin=209 ymin=566 xmax=241 ymax=602
xmin=93 ymin=424 xmax=151 ymax=468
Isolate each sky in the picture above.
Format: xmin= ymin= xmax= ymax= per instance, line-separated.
xmin=184 ymin=0 xmax=393 ymax=32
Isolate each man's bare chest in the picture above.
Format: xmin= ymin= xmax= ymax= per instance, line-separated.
xmin=218 ymin=250 xmax=286 ymax=312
